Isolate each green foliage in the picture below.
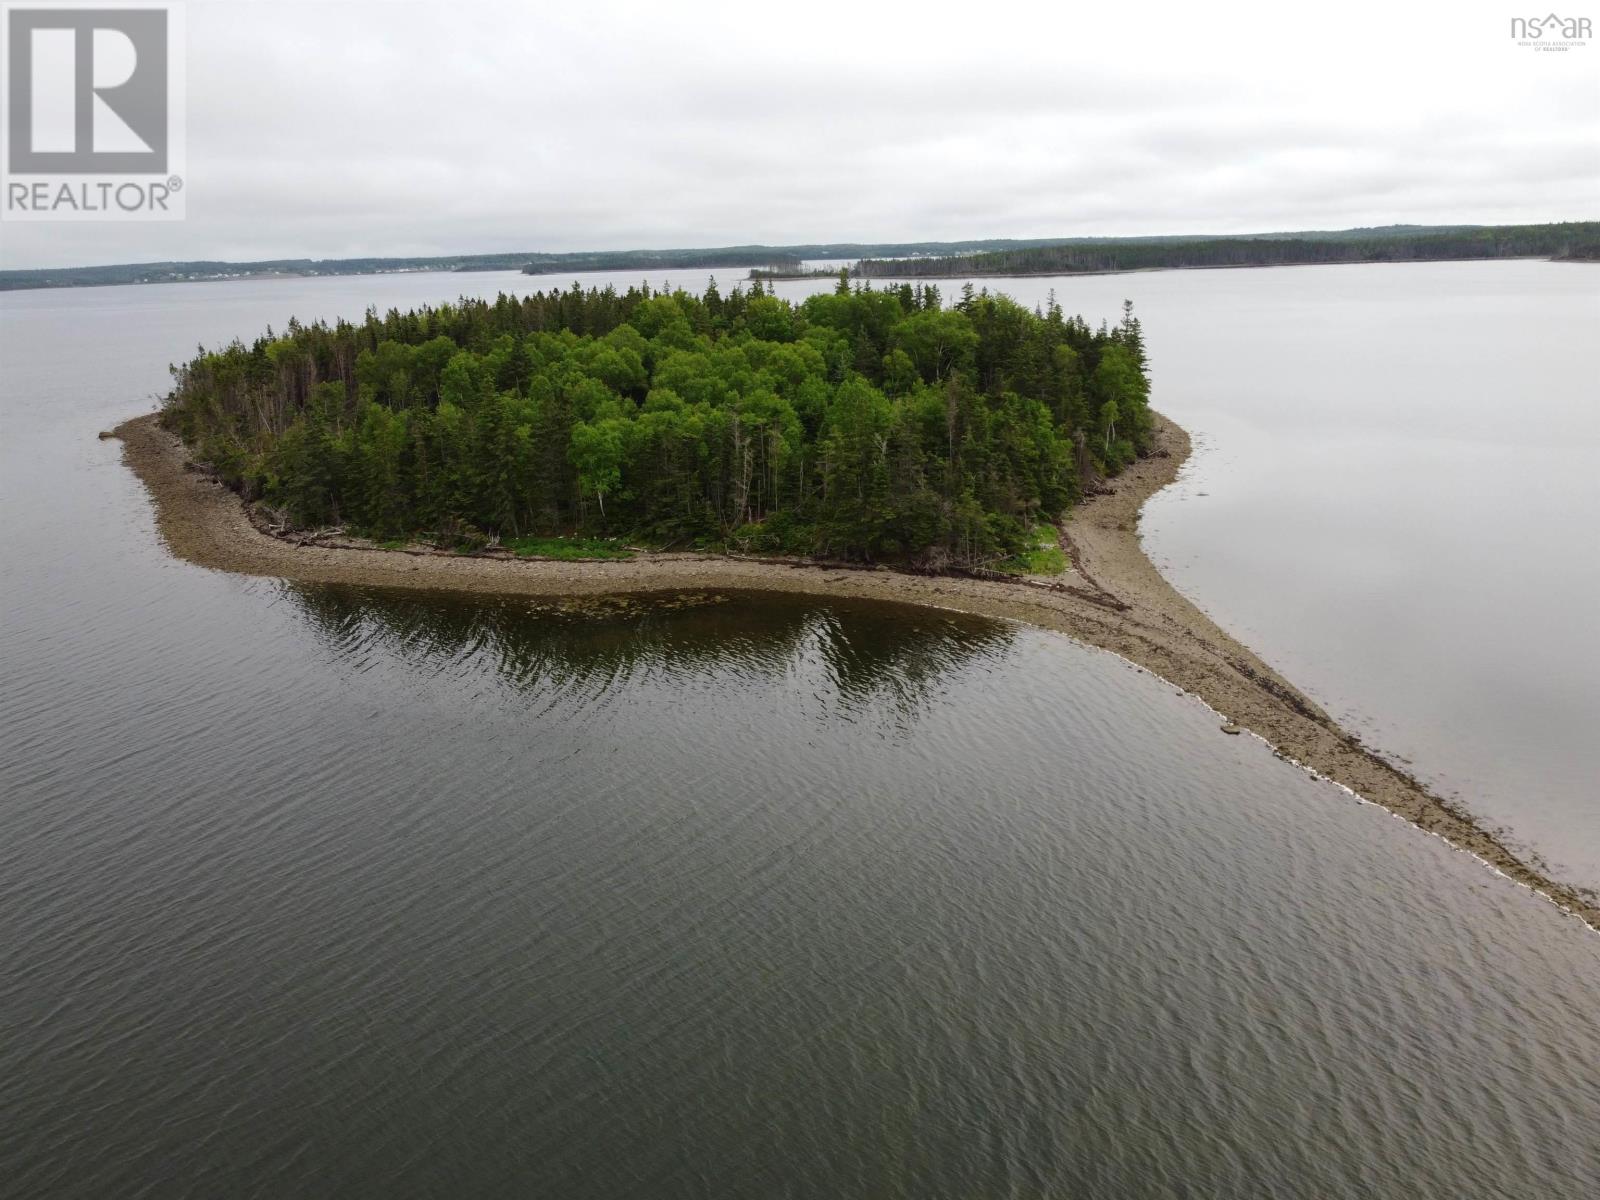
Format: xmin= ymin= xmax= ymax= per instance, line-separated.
xmin=161 ymin=280 xmax=1153 ymax=567
xmin=504 ymin=535 xmax=634 ymax=561
xmin=997 ymin=531 xmax=1068 ymax=576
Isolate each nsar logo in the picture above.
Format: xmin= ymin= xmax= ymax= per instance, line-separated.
xmin=1510 ymin=12 xmax=1592 ymax=50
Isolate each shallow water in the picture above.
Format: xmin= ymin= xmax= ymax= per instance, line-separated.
xmin=3 ymin=266 xmax=1599 ymax=1197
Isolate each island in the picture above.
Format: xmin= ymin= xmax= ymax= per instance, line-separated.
xmin=117 ymin=277 xmax=1600 ymax=932
xmin=157 ymin=276 xmax=1153 ymax=572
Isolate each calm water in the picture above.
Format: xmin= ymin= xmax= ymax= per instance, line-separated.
xmin=3 ymin=265 xmax=1599 ymax=1197
xmin=785 ymin=263 xmax=1600 ymax=892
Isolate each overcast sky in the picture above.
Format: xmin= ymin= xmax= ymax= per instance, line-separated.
xmin=3 ymin=0 xmax=1596 ymax=269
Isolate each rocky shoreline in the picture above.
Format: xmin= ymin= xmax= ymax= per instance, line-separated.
xmin=114 ymin=409 xmax=1600 ymax=931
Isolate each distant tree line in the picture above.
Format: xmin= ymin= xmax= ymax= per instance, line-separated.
xmin=13 ymin=223 xmax=1593 ymax=291
xmin=0 ymin=238 xmax=1126 ymax=291
xmin=0 ymin=249 xmax=806 ymax=291
xmin=0 ymin=254 xmax=540 ymax=291
xmin=522 ymin=249 xmax=807 ymax=274
xmin=747 ymin=266 xmax=849 ymax=281
xmin=160 ymin=274 xmax=1153 ymax=567
xmin=856 ymin=222 xmax=1600 ymax=277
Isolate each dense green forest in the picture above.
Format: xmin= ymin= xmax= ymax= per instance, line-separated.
xmin=856 ymin=222 xmax=1600 ymax=277
xmin=160 ymin=275 xmax=1153 ymax=567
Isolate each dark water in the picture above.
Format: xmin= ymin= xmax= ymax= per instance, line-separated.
xmin=3 ymin=270 xmax=1599 ymax=1197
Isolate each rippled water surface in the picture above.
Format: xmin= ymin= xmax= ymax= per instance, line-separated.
xmin=3 ymin=268 xmax=1598 ymax=1197
xmin=780 ymin=261 xmax=1599 ymax=891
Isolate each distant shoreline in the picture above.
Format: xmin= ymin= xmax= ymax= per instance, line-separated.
xmin=849 ymin=255 xmax=1573 ymax=281
xmin=9 ymin=254 xmax=1589 ymax=294
xmin=11 ymin=221 xmax=1593 ymax=291
xmin=114 ymin=410 xmax=1600 ymax=932
xmin=754 ymin=255 xmax=1580 ymax=283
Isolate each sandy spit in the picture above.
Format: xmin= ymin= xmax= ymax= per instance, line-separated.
xmin=114 ymin=410 xmax=1599 ymax=931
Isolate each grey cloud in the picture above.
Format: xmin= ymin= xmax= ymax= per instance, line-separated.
xmin=3 ymin=0 xmax=1595 ymax=269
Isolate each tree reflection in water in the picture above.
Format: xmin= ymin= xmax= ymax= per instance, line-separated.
xmin=282 ymin=584 xmax=1016 ymax=729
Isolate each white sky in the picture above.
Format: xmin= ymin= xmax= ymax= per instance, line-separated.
xmin=2 ymin=0 xmax=1596 ymax=269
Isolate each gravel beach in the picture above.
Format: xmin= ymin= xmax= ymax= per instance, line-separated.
xmin=115 ymin=409 xmax=1600 ymax=931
